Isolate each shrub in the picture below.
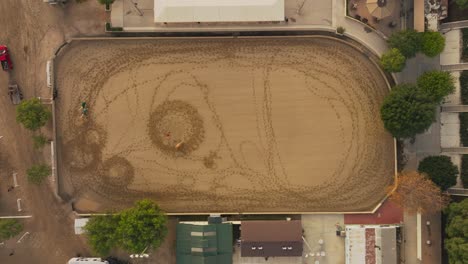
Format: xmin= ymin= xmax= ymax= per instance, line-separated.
xmin=418 ymin=155 xmax=458 ymax=191
xmin=380 ymin=48 xmax=406 ymax=72
xmin=417 ymin=70 xmax=455 ymax=103
xmin=387 ymin=29 xmax=422 ymax=58
xmin=462 ymin=29 xmax=468 ymax=61
xmin=27 ymin=164 xmax=51 ymax=184
xmin=336 ymin=26 xmax=346 ymax=34
xmin=32 ymin=134 xmax=48 ymax=149
xmin=455 ymin=0 xmax=468 ymax=10
xmin=381 ymin=84 xmax=436 ymax=138
xmin=16 ymin=98 xmax=51 ymax=131
xmin=421 ymin=31 xmax=446 ymax=57
xmin=105 ymin=22 xmax=123 ymax=32
xmin=460 ymin=113 xmax=468 ymax=146
xmin=461 ymin=155 xmax=468 ymax=188
xmin=0 ymin=219 xmax=23 ymax=240
xmin=461 ymin=71 xmax=468 ymax=104
xmin=98 ymin=0 xmax=114 ymax=4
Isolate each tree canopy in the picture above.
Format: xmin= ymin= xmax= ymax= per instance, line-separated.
xmin=26 ymin=164 xmax=51 ymax=184
xmin=455 ymin=0 xmax=468 ymax=10
xmin=84 ymin=199 xmax=168 ymax=256
xmin=421 ymin=31 xmax=446 ymax=57
xmin=418 ymin=155 xmax=458 ymax=191
xmin=387 ymin=29 xmax=422 ymax=58
xmin=388 ymin=171 xmax=449 ymax=214
xmin=417 ymin=70 xmax=455 ymax=103
xmin=84 ymin=215 xmax=120 ymax=256
xmin=0 ymin=219 xmax=23 ymax=240
xmin=444 ymin=199 xmax=468 ymax=264
xmin=380 ymin=48 xmax=406 ymax=72
xmin=16 ymin=98 xmax=51 ymax=131
xmin=380 ymin=84 xmax=436 ymax=138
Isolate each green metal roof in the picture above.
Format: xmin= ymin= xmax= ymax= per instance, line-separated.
xmin=176 ymin=223 xmax=233 ymax=264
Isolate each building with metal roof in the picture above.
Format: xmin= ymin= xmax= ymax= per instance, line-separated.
xmin=154 ymin=0 xmax=284 ymax=23
xmin=240 ymin=220 xmax=303 ymax=257
xmin=345 ymin=225 xmax=400 ymax=264
xmin=176 ymin=222 xmax=233 ymax=264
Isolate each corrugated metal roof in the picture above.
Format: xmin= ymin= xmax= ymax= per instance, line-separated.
xmin=154 ymin=0 xmax=284 ymax=23
xmin=240 ymin=220 xmax=303 ymax=257
xmin=176 ymin=223 xmax=233 ymax=264
xmin=345 ymin=226 xmax=398 ymax=264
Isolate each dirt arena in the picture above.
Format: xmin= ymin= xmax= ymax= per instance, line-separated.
xmin=55 ymin=37 xmax=395 ymax=213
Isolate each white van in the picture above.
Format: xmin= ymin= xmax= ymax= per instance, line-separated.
xmin=68 ymin=258 xmax=109 ymax=264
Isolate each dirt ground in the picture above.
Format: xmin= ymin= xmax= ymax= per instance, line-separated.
xmin=55 ymin=37 xmax=395 ymax=214
xmin=0 ymin=1 xmax=176 ymax=264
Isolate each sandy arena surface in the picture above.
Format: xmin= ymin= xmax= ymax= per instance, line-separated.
xmin=55 ymin=37 xmax=395 ymax=213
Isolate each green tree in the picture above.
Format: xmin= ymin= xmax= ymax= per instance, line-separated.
xmin=380 ymin=84 xmax=436 ymax=138
xmin=417 ymin=70 xmax=455 ymax=103
xmin=380 ymin=48 xmax=406 ymax=72
xmin=387 ymin=29 xmax=422 ymax=58
xmin=16 ymin=98 xmax=51 ymax=131
xmin=84 ymin=199 xmax=168 ymax=256
xmin=421 ymin=31 xmax=446 ymax=57
xmin=0 ymin=219 xmax=23 ymax=240
xmin=455 ymin=0 xmax=468 ymax=10
xmin=418 ymin=155 xmax=458 ymax=191
xmin=84 ymin=215 xmax=120 ymax=256
xmin=444 ymin=200 xmax=468 ymax=264
xmin=117 ymin=199 xmax=168 ymax=253
xmin=32 ymin=134 xmax=48 ymax=149
xmin=26 ymin=164 xmax=51 ymax=184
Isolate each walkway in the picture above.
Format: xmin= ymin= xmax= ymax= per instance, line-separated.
xmin=441 ymin=105 xmax=468 ymax=112
xmin=440 ymin=19 xmax=468 ymax=30
xmin=441 ymin=63 xmax=468 ymax=71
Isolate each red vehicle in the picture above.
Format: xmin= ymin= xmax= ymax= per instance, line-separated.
xmin=0 ymin=45 xmax=13 ymax=71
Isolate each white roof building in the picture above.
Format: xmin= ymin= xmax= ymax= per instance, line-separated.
xmin=154 ymin=0 xmax=284 ymax=23
xmin=345 ymin=225 xmax=399 ymax=264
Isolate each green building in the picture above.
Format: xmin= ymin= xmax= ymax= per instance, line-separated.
xmin=176 ymin=222 xmax=233 ymax=264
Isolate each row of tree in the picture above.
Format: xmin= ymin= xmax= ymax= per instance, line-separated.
xmin=444 ymin=199 xmax=468 ymax=264
xmin=380 ymin=30 xmax=445 ymax=72
xmin=380 ymin=70 xmax=454 ymax=139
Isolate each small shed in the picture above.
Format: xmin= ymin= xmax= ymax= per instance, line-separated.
xmin=176 ymin=222 xmax=233 ymax=264
xmin=74 ymin=218 xmax=90 ymax=235
xmin=240 ymin=220 xmax=303 ymax=257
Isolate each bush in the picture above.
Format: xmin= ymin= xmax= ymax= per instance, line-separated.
xmin=461 ymin=155 xmax=468 ymax=188
xmin=16 ymin=98 xmax=51 ymax=131
xmin=421 ymin=31 xmax=446 ymax=57
xmin=462 ymin=29 xmax=468 ymax=61
xmin=461 ymin=71 xmax=468 ymax=104
xmin=380 ymin=48 xmax=406 ymax=72
xmin=459 ymin=113 xmax=468 ymax=146
xmin=418 ymin=155 xmax=458 ymax=191
xmin=387 ymin=29 xmax=422 ymax=58
xmin=0 ymin=219 xmax=23 ymax=240
xmin=456 ymin=0 xmax=468 ymax=10
xmin=105 ymin=22 xmax=123 ymax=32
xmin=380 ymin=84 xmax=436 ymax=138
xmin=27 ymin=164 xmax=51 ymax=184
xmin=32 ymin=134 xmax=48 ymax=149
xmin=336 ymin=26 xmax=346 ymax=34
xmin=417 ymin=70 xmax=455 ymax=103
xmin=98 ymin=0 xmax=114 ymax=4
